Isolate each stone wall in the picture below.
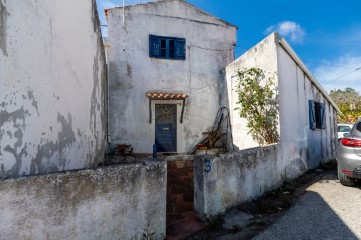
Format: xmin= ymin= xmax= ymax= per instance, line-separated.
xmin=194 ymin=144 xmax=281 ymax=217
xmin=0 ymin=160 xmax=167 ymax=240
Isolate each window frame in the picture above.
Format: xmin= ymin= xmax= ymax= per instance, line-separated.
xmin=309 ymin=100 xmax=326 ymax=130
xmin=149 ymin=34 xmax=186 ymax=60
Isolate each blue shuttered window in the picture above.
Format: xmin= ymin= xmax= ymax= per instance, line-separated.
xmin=149 ymin=35 xmax=186 ymax=60
xmin=320 ymin=103 xmax=326 ymax=129
xmin=309 ymin=100 xmax=316 ymax=130
xmin=309 ymin=100 xmax=326 ymax=130
xmin=175 ymin=38 xmax=185 ymax=60
xmin=149 ymin=35 xmax=161 ymax=58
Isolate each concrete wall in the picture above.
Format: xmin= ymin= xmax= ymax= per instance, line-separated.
xmin=107 ymin=0 xmax=237 ymax=153
xmin=277 ymin=41 xmax=338 ymax=174
xmin=194 ymin=145 xmax=281 ymax=217
xmin=225 ymin=33 xmax=280 ymax=150
xmin=226 ymin=32 xmax=338 ymax=179
xmin=0 ymin=160 xmax=167 ymax=240
xmin=0 ymin=0 xmax=107 ymax=178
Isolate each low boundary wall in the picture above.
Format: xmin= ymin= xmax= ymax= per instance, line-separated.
xmin=194 ymin=144 xmax=282 ymax=217
xmin=0 ymin=160 xmax=166 ymax=240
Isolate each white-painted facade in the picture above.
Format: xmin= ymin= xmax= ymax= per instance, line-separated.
xmin=0 ymin=0 xmax=107 ymax=178
xmin=226 ymin=33 xmax=340 ymax=178
xmin=107 ymin=0 xmax=237 ymax=153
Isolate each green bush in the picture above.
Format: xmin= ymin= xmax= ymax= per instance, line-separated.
xmin=235 ymin=68 xmax=279 ymax=144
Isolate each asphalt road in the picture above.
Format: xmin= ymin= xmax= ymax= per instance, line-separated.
xmin=253 ymin=171 xmax=361 ymax=240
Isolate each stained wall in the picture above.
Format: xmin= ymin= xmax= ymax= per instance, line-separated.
xmin=0 ymin=0 xmax=107 ymax=178
xmin=107 ymin=0 xmax=237 ymax=153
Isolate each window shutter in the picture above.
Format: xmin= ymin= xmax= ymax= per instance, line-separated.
xmin=175 ymin=38 xmax=186 ymax=60
xmin=149 ymin=35 xmax=161 ymax=58
xmin=309 ymin=100 xmax=316 ymax=130
xmin=320 ymin=103 xmax=326 ymax=129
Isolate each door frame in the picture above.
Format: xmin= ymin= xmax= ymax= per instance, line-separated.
xmin=150 ymin=100 xmax=184 ymax=153
xmin=155 ymin=104 xmax=177 ymax=152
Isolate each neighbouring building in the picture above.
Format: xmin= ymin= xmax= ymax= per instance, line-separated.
xmin=106 ymin=0 xmax=237 ymax=154
xmin=226 ymin=32 xmax=340 ymax=177
xmin=0 ymin=1 xmax=166 ymax=240
xmin=194 ymin=33 xmax=341 ymax=217
xmin=0 ymin=0 xmax=107 ymax=178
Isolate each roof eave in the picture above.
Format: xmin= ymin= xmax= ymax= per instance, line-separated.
xmin=277 ymin=37 xmax=342 ymax=115
xmin=105 ymin=0 xmax=237 ymax=29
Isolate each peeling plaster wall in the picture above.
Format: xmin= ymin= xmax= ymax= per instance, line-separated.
xmin=194 ymin=145 xmax=281 ymax=217
xmin=0 ymin=161 xmax=167 ymax=240
xmin=107 ymin=1 xmax=237 ymax=153
xmin=0 ymin=0 xmax=107 ymax=178
xmin=226 ymin=33 xmax=280 ymax=150
xmin=277 ymin=42 xmax=338 ymax=175
xmin=226 ymin=32 xmax=338 ymax=180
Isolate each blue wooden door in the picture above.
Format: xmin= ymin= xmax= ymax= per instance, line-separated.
xmin=155 ymin=104 xmax=177 ymax=152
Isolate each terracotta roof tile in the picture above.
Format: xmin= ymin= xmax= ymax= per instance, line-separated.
xmin=146 ymin=91 xmax=189 ymax=99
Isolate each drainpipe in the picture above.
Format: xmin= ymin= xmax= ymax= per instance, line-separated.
xmin=106 ymin=62 xmax=110 ymax=145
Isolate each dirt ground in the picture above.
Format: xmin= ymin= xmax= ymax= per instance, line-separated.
xmin=186 ymin=160 xmax=338 ymax=240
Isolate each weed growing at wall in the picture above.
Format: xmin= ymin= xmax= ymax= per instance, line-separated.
xmin=140 ymin=216 xmax=155 ymax=240
xmin=235 ymin=68 xmax=279 ymax=144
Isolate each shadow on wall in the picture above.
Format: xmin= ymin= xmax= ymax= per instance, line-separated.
xmin=233 ymin=68 xmax=280 ymax=148
xmin=283 ymin=144 xmax=308 ymax=179
xmin=254 ymin=176 xmax=359 ymax=239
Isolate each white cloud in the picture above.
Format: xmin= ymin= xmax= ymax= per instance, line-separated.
xmin=265 ymin=21 xmax=305 ymax=44
xmin=314 ymin=55 xmax=361 ymax=94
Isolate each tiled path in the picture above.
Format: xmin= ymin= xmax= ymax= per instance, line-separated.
xmin=166 ymin=160 xmax=208 ymax=240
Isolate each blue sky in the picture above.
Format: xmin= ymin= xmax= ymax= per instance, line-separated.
xmin=96 ymin=0 xmax=361 ymax=93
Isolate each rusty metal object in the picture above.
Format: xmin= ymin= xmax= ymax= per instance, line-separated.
xmin=202 ymin=130 xmax=226 ymax=148
xmin=116 ymin=144 xmax=133 ymax=155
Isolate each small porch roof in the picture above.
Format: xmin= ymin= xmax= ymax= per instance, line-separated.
xmin=146 ymin=91 xmax=189 ymax=124
xmin=146 ymin=91 xmax=189 ymax=100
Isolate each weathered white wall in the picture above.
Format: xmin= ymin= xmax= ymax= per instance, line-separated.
xmin=0 ymin=0 xmax=106 ymax=178
xmin=194 ymin=145 xmax=281 ymax=217
xmin=277 ymin=41 xmax=338 ymax=175
xmin=226 ymin=33 xmax=280 ymax=150
xmin=226 ymin=32 xmax=338 ymax=179
xmin=107 ymin=0 xmax=236 ymax=153
xmin=0 ymin=161 xmax=167 ymax=240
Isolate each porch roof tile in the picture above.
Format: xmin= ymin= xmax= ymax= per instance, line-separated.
xmin=146 ymin=91 xmax=189 ymax=99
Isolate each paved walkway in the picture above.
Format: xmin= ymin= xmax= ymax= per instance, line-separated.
xmin=167 ymin=160 xmax=207 ymax=240
xmin=254 ymin=171 xmax=361 ymax=240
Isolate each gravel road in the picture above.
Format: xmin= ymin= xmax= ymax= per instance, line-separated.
xmin=254 ymin=170 xmax=361 ymax=240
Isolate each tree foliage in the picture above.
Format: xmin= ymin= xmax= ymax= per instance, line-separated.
xmin=329 ymin=88 xmax=361 ymax=122
xmin=235 ymin=67 xmax=279 ymax=145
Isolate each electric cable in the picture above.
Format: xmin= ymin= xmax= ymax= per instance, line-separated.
xmin=324 ymin=67 xmax=361 ymax=84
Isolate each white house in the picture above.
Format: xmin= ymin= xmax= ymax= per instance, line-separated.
xmin=0 ymin=0 xmax=107 ymax=178
xmin=226 ymin=32 xmax=340 ymax=177
xmin=106 ymin=0 xmax=237 ymax=154
xmin=193 ymin=33 xmax=341 ymax=217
